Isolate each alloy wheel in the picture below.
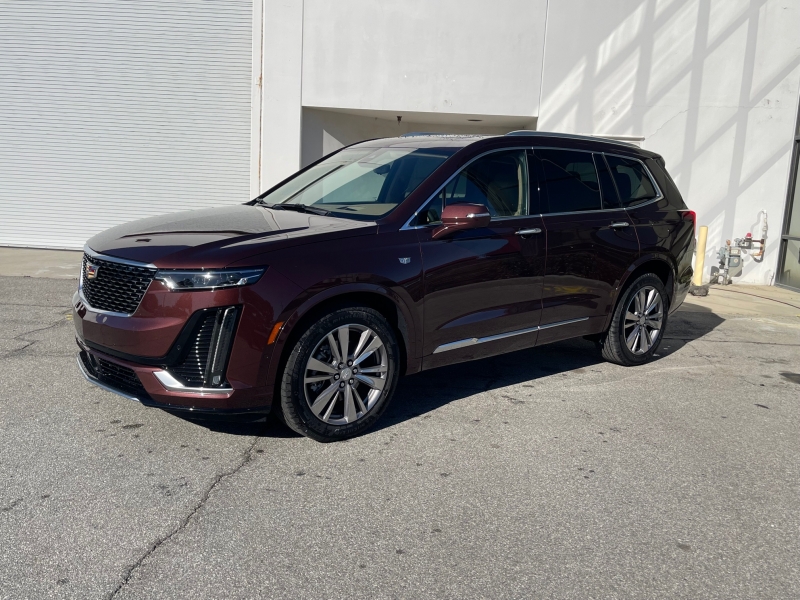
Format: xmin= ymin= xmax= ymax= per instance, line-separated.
xmin=623 ymin=286 xmax=664 ymax=355
xmin=303 ymin=324 xmax=388 ymax=425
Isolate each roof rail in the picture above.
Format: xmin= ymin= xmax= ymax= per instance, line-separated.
xmin=399 ymin=132 xmax=490 ymax=138
xmin=505 ymin=130 xmax=641 ymax=148
xmin=400 ymin=132 xmax=450 ymax=137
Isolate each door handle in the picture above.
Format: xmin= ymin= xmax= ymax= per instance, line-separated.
xmin=610 ymin=222 xmax=630 ymax=229
xmin=515 ymin=228 xmax=542 ymax=236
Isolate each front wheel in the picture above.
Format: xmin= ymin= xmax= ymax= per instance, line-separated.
xmin=602 ymin=274 xmax=669 ymax=366
xmin=279 ymin=307 xmax=400 ymax=442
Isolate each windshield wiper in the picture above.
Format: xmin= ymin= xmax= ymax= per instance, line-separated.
xmin=264 ymin=203 xmax=331 ymax=216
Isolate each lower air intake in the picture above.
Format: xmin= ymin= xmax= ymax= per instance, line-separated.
xmin=169 ymin=307 xmax=239 ymax=388
xmin=80 ymin=351 xmax=148 ymax=398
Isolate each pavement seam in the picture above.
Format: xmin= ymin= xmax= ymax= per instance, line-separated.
xmin=106 ymin=436 xmax=260 ymax=599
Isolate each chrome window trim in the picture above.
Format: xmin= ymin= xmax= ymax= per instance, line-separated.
xmin=400 ymin=146 xmax=532 ymax=230
xmin=432 ymin=317 xmax=589 ymax=354
xmin=532 ymin=148 xmax=663 ymax=217
xmin=153 ymin=370 xmax=233 ymax=395
xmin=401 ymin=146 xmax=664 ymax=230
xmin=80 ymin=245 xmax=157 ymax=317
xmin=539 ymin=207 xmax=622 ymax=218
xmin=76 ymin=355 xmax=143 ymax=403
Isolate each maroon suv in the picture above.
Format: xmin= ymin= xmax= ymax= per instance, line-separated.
xmin=74 ymin=132 xmax=695 ymax=441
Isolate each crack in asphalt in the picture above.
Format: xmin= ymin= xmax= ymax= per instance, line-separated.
xmin=0 ymin=316 xmax=71 ymax=360
xmin=106 ymin=437 xmax=260 ymax=599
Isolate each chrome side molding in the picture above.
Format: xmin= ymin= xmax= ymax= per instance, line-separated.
xmin=432 ymin=317 xmax=589 ymax=354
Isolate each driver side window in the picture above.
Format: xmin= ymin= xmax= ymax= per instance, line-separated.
xmin=415 ymin=149 xmax=528 ymax=225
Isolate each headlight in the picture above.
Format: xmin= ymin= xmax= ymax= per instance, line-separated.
xmin=154 ymin=268 xmax=264 ymax=291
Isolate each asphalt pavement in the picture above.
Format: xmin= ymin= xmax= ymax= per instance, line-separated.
xmin=1 ymin=275 xmax=798 ymax=599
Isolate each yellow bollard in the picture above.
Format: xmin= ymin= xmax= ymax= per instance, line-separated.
xmin=693 ymin=225 xmax=708 ymax=286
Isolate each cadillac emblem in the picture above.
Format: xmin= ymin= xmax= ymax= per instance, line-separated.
xmin=85 ymin=263 xmax=100 ymax=280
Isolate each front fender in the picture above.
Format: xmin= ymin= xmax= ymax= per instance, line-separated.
xmin=261 ymin=281 xmax=421 ymax=406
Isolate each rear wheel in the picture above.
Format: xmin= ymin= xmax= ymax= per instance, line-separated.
xmin=279 ymin=307 xmax=400 ymax=442
xmin=602 ymin=274 xmax=668 ymax=366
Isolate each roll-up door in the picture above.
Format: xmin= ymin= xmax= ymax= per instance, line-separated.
xmin=0 ymin=0 xmax=253 ymax=249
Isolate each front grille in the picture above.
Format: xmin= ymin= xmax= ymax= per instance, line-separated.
xmin=81 ymin=253 xmax=156 ymax=314
xmin=170 ymin=311 xmax=219 ymax=386
xmin=80 ymin=351 xmax=148 ymax=398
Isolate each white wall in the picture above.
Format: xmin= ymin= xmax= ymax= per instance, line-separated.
xmin=257 ymin=0 xmax=304 ymax=191
xmin=301 ymin=0 xmax=548 ymax=117
xmin=538 ymin=0 xmax=800 ymax=284
xmin=257 ymin=0 xmax=800 ymax=285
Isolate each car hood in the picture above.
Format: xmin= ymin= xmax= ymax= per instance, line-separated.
xmin=86 ymin=205 xmax=377 ymax=268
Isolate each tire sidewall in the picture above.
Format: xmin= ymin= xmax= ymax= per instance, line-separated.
xmin=281 ymin=307 xmax=400 ymax=442
xmin=613 ymin=275 xmax=669 ymax=365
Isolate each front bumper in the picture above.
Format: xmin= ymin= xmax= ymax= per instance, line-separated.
xmin=72 ymin=261 xmax=303 ymax=413
xmin=76 ymin=339 xmax=270 ymax=415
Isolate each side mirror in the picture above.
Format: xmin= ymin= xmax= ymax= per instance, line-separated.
xmin=432 ymin=204 xmax=491 ymax=239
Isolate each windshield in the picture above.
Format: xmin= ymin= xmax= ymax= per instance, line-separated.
xmin=257 ymin=146 xmax=454 ymax=220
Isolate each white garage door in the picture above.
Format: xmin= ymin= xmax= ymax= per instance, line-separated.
xmin=0 ymin=0 xmax=253 ymax=249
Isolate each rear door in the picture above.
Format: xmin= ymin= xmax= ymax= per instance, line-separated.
xmin=604 ymin=154 xmax=690 ymax=292
xmin=531 ymin=148 xmax=639 ymax=345
xmin=416 ymin=148 xmax=546 ymax=367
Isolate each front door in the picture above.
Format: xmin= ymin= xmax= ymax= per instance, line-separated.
xmin=531 ymin=148 xmax=639 ymax=345
xmin=416 ymin=149 xmax=546 ymax=368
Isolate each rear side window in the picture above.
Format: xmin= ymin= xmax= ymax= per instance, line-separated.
xmin=605 ymin=155 xmax=659 ymax=207
xmin=533 ymin=149 xmax=601 ymax=213
xmin=416 ymin=149 xmax=528 ymax=225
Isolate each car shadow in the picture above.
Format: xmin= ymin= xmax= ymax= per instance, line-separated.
xmin=375 ymin=304 xmax=725 ymax=432
xmin=179 ymin=304 xmax=725 ymax=438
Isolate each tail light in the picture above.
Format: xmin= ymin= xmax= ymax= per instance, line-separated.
xmin=684 ymin=210 xmax=696 ymax=236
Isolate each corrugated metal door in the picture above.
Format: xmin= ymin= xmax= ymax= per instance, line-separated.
xmin=0 ymin=1 xmax=253 ymax=249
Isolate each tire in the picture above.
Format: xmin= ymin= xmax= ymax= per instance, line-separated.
xmin=279 ymin=307 xmax=400 ymax=442
xmin=601 ymin=274 xmax=669 ymax=366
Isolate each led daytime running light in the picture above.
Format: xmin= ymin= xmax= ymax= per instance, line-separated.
xmin=155 ymin=268 xmax=264 ymax=291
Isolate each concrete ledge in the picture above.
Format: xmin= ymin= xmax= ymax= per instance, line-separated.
xmin=0 ymin=247 xmax=82 ymax=279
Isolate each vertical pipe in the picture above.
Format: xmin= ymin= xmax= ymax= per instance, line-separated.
xmin=693 ymin=225 xmax=708 ymax=286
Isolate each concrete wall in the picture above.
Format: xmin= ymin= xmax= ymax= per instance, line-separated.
xmin=538 ymin=0 xmax=800 ymax=284
xmin=256 ymin=0 xmax=304 ymax=190
xmin=301 ymin=0 xmax=548 ymax=117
